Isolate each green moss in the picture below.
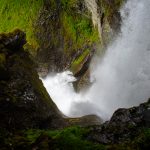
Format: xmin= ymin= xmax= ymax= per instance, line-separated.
xmin=24 ymin=129 xmax=42 ymax=144
xmin=61 ymin=0 xmax=78 ymax=8
xmin=1 ymin=126 xmax=150 ymax=150
xmin=71 ymin=49 xmax=90 ymax=73
xmin=2 ymin=127 xmax=106 ymax=150
xmin=15 ymin=52 xmax=56 ymax=107
xmin=61 ymin=0 xmax=100 ymax=54
xmin=0 ymin=0 xmax=44 ymax=48
xmin=46 ymin=126 xmax=105 ymax=150
xmin=63 ymin=13 xmax=99 ymax=50
xmin=102 ymin=0 xmax=124 ymax=18
xmin=130 ymin=128 xmax=150 ymax=149
xmin=107 ymin=128 xmax=150 ymax=150
xmin=0 ymin=53 xmax=6 ymax=67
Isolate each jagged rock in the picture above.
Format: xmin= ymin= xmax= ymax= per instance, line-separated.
xmin=35 ymin=0 xmax=124 ymax=79
xmin=66 ymin=114 xmax=102 ymax=127
xmin=0 ymin=30 xmax=67 ymax=130
xmin=0 ymin=29 xmax=26 ymax=51
xmin=73 ymin=50 xmax=94 ymax=92
xmin=87 ymin=99 xmax=150 ymax=144
xmin=37 ymin=63 xmax=49 ymax=78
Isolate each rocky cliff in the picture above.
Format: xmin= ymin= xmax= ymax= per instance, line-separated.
xmin=0 ymin=31 xmax=149 ymax=149
xmin=35 ymin=0 xmax=124 ymax=78
xmin=88 ymin=99 xmax=150 ymax=145
xmin=0 ymin=30 xmax=66 ymax=131
xmin=0 ymin=0 xmax=124 ymax=80
xmin=1 ymin=1 xmax=149 ymax=150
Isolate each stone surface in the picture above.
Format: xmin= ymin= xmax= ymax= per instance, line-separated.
xmin=87 ymin=99 xmax=150 ymax=144
xmin=0 ymin=30 xmax=67 ymax=131
xmin=35 ymin=0 xmax=124 ymax=78
xmin=67 ymin=114 xmax=103 ymax=127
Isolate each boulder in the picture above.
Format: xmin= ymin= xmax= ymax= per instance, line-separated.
xmin=0 ymin=30 xmax=67 ymax=131
xmin=67 ymin=114 xmax=102 ymax=127
xmin=87 ymin=99 xmax=150 ymax=144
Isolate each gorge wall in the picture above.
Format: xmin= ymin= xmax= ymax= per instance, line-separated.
xmin=0 ymin=1 xmax=150 ymax=149
xmin=35 ymin=0 xmax=123 ymax=77
xmin=0 ymin=30 xmax=66 ymax=130
xmin=0 ymin=32 xmax=149 ymax=149
xmin=0 ymin=0 xmax=124 ymax=78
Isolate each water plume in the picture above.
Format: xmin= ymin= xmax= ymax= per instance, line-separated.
xmin=42 ymin=0 xmax=150 ymax=120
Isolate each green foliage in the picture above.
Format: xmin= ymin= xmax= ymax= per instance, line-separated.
xmin=24 ymin=129 xmax=42 ymax=144
xmin=71 ymin=49 xmax=90 ymax=72
xmin=108 ymin=128 xmax=150 ymax=150
xmin=102 ymin=0 xmax=125 ymax=18
xmin=61 ymin=0 xmax=99 ymax=53
xmin=1 ymin=127 xmax=106 ymax=150
xmin=3 ymin=127 xmax=150 ymax=150
xmin=63 ymin=12 xmax=99 ymax=48
xmin=33 ymin=126 xmax=106 ymax=150
xmin=0 ymin=0 xmax=44 ymax=48
xmin=61 ymin=0 xmax=78 ymax=10
xmin=0 ymin=53 xmax=6 ymax=67
xmin=131 ymin=128 xmax=150 ymax=149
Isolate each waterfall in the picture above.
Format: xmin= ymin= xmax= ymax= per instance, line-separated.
xmin=42 ymin=0 xmax=150 ymax=120
xmin=86 ymin=0 xmax=150 ymax=119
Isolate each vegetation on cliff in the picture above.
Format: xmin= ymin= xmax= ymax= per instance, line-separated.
xmin=0 ymin=30 xmax=66 ymax=130
xmin=35 ymin=0 xmax=101 ymax=75
xmin=0 ymin=31 xmax=150 ymax=149
xmin=0 ymin=126 xmax=150 ymax=150
xmin=2 ymin=1 xmax=150 ymax=150
xmin=0 ymin=0 xmax=125 ymax=77
xmin=0 ymin=0 xmax=44 ymax=48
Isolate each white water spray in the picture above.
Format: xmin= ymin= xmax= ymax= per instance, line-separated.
xmin=42 ymin=0 xmax=150 ymax=120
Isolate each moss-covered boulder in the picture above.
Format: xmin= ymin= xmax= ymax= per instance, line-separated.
xmin=0 ymin=30 xmax=66 ymax=130
xmin=87 ymin=99 xmax=150 ymax=145
xmin=0 ymin=100 xmax=149 ymax=150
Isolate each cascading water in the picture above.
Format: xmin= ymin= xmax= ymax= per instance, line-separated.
xmin=41 ymin=71 xmax=78 ymax=115
xmin=42 ymin=0 xmax=150 ymax=120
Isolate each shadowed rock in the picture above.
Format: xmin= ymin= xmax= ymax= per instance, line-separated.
xmin=87 ymin=99 xmax=150 ymax=144
xmin=0 ymin=30 xmax=67 ymax=130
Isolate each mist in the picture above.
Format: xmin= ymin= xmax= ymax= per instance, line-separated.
xmin=42 ymin=0 xmax=150 ymax=120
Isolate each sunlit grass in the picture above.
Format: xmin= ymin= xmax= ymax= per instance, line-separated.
xmin=0 ymin=0 xmax=44 ymax=48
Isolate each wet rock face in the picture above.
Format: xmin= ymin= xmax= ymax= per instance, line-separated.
xmin=87 ymin=100 xmax=150 ymax=144
xmin=35 ymin=0 xmax=124 ymax=92
xmin=0 ymin=30 xmax=66 ymax=130
xmin=0 ymin=29 xmax=26 ymax=51
xmin=36 ymin=0 xmax=125 ymax=94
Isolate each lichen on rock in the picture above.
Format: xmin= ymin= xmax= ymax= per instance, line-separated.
xmin=0 ymin=30 xmax=66 ymax=130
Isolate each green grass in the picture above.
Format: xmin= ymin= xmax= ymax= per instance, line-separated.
xmin=107 ymin=128 xmax=150 ymax=150
xmin=1 ymin=127 xmax=106 ymax=150
xmin=71 ymin=49 xmax=90 ymax=73
xmin=61 ymin=0 xmax=100 ymax=54
xmin=63 ymin=12 xmax=99 ymax=48
xmin=0 ymin=0 xmax=100 ymax=55
xmin=0 ymin=0 xmax=44 ymax=48
xmin=1 ymin=126 xmax=150 ymax=150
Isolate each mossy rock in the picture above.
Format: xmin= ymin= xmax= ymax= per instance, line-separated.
xmin=0 ymin=30 xmax=66 ymax=130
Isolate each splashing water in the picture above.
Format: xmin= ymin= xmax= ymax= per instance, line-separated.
xmin=42 ymin=0 xmax=150 ymax=120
